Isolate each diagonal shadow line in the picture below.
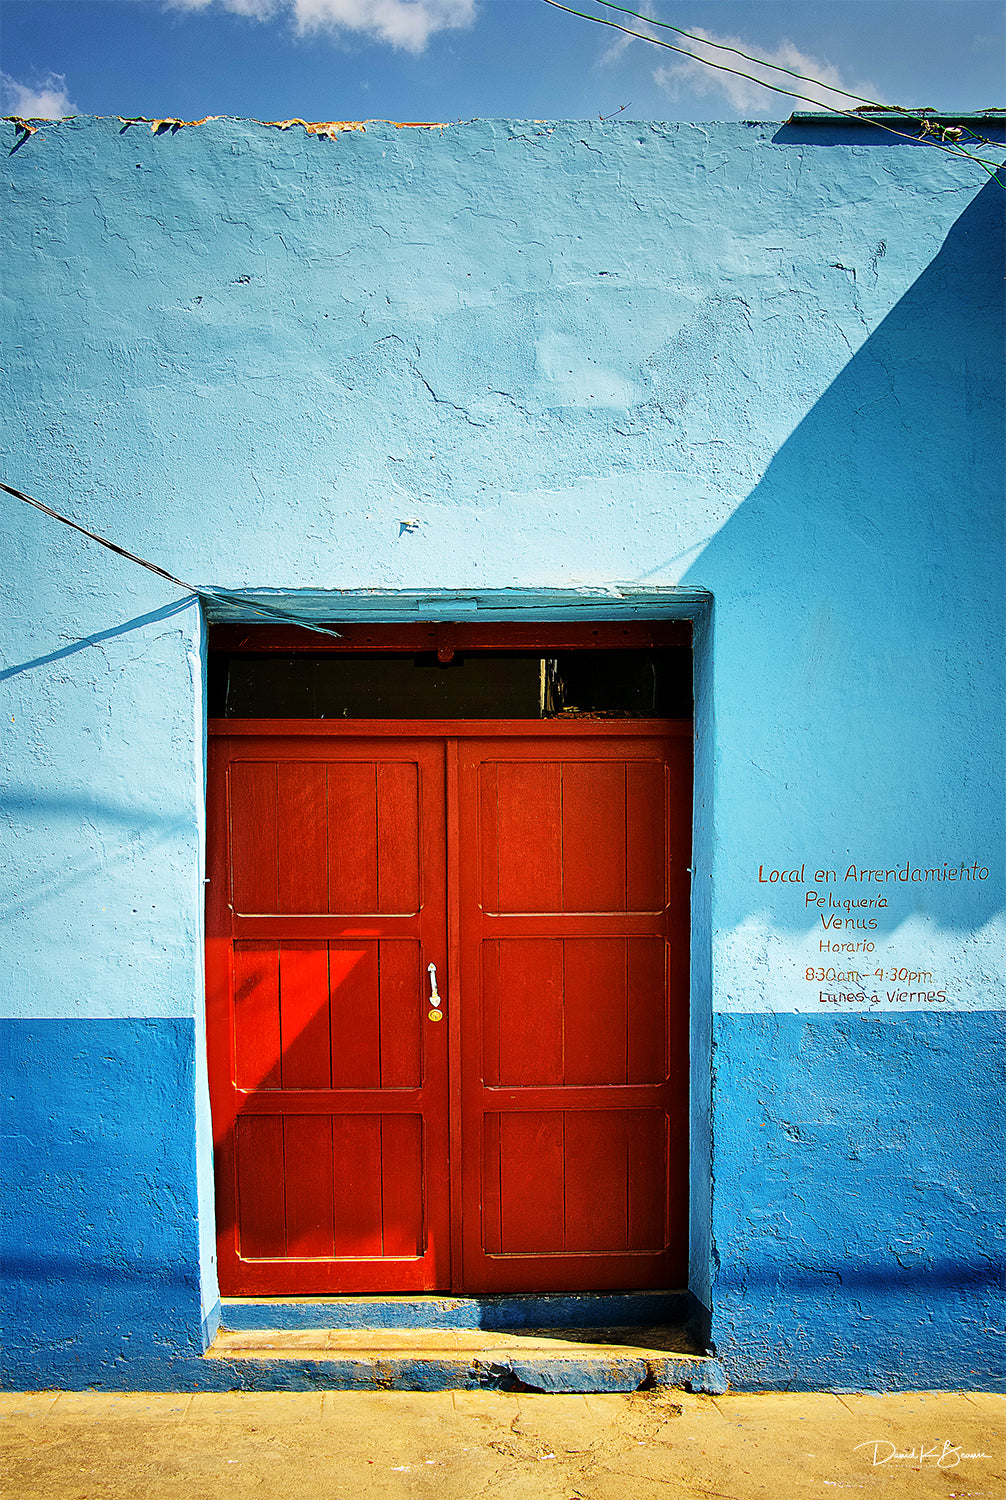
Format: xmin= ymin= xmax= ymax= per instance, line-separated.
xmin=1 ymin=597 xmax=196 ymax=681
xmin=0 ymin=813 xmax=193 ymax=919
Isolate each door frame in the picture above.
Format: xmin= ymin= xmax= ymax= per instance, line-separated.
xmin=198 ymin=605 xmax=712 ymax=1320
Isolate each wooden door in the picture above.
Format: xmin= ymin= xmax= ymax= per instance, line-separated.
xmin=458 ymin=727 xmax=690 ymax=1291
xmin=207 ymin=721 xmax=689 ymax=1295
xmin=206 ymin=732 xmax=450 ymax=1294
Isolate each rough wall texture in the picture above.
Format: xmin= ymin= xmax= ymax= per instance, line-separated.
xmin=2 ymin=1019 xmax=205 ymax=1387
xmin=2 ymin=115 xmax=1003 ymax=1390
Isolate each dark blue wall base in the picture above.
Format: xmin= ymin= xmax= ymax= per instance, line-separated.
xmin=1 ymin=1018 xmax=205 ymax=1390
xmin=710 ymin=1011 xmax=1006 ymax=1391
xmin=715 ymin=1272 xmax=1005 ymax=1392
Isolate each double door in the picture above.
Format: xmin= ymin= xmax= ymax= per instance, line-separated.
xmin=206 ymin=720 xmax=690 ymax=1295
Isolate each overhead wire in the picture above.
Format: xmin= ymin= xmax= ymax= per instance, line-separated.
xmin=541 ymin=0 xmax=1006 ymax=181
xmin=2 ymin=480 xmax=343 ymax=637
xmin=591 ymin=0 xmax=1001 ymax=144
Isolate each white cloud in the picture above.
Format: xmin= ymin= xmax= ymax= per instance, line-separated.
xmin=169 ymin=0 xmax=278 ymax=15
xmin=0 ymin=71 xmax=76 ymax=119
xmin=653 ymin=29 xmax=881 ymax=116
xmin=598 ymin=10 xmax=663 ymax=67
xmin=167 ymin=0 xmax=476 ymax=51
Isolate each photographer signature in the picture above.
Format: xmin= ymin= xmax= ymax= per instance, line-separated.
xmin=854 ymin=1439 xmax=990 ymax=1468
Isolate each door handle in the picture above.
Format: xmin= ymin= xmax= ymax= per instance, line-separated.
xmin=427 ymin=962 xmax=444 ymax=1022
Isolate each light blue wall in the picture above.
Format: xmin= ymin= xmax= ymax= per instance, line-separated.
xmin=2 ymin=115 xmax=1003 ymax=1390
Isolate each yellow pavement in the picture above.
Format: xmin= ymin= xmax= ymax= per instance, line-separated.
xmin=2 ymin=1387 xmax=1003 ymax=1499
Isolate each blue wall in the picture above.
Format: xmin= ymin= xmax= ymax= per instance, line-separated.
xmin=714 ymin=1011 xmax=1004 ymax=1390
xmin=2 ymin=1018 xmax=206 ymax=1386
xmin=2 ymin=115 xmax=1003 ymax=1390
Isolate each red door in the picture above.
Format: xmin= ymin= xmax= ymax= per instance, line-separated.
xmin=207 ymin=721 xmax=689 ymax=1295
xmin=459 ymin=728 xmax=690 ymax=1291
xmin=206 ymin=734 xmax=450 ymax=1293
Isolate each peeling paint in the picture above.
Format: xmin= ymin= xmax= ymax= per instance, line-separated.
xmin=3 ymin=114 xmax=455 ymax=145
xmin=266 ymin=117 xmax=368 ymax=137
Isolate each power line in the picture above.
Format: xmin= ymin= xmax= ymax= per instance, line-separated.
xmin=592 ymin=0 xmax=998 ymax=138
xmin=542 ymin=0 xmax=1006 ymax=180
xmin=2 ymin=480 xmax=343 ymax=637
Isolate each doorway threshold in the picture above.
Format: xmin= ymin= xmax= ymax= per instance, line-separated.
xmin=206 ymin=1293 xmax=726 ymax=1394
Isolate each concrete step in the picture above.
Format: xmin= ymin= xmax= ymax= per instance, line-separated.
xmin=205 ymin=1324 xmax=728 ymax=1394
xmin=219 ymin=1290 xmax=700 ymax=1331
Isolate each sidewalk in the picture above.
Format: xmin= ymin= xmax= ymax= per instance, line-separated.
xmin=2 ymin=1387 xmax=1002 ymax=1500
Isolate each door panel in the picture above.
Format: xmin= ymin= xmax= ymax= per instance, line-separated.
xmin=229 ymin=1113 xmax=427 ymax=1262
xmin=207 ymin=735 xmax=449 ymax=1294
xmin=482 ymin=937 xmax=668 ymax=1088
xmin=479 ymin=756 xmax=672 ymax=916
xmin=481 ymin=1108 xmax=671 ymax=1257
xmin=229 ymin=757 xmax=421 ymax=916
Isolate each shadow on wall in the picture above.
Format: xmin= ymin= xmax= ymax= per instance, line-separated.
xmin=673 ymin=178 xmax=1004 ymax=937
xmin=656 ymin=178 xmax=1006 ymax=1388
xmin=0 ymin=598 xmax=195 ymax=683
xmin=1 ymin=598 xmax=199 ymax=922
xmin=0 ymin=800 xmax=195 ymax=921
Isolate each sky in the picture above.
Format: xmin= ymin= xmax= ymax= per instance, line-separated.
xmin=0 ymin=0 xmax=1003 ymax=126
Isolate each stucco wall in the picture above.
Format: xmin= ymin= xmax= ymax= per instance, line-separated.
xmin=2 ymin=115 xmax=1003 ymax=1390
